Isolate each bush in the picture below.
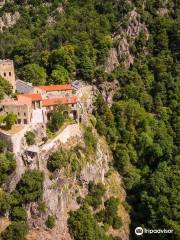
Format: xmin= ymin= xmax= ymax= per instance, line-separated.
xmin=47 ymin=150 xmax=67 ymax=172
xmin=0 ymin=139 xmax=7 ymax=153
xmin=11 ymin=207 xmax=27 ymax=222
xmin=84 ymin=127 xmax=97 ymax=153
xmin=4 ymin=113 xmax=17 ymax=130
xmin=112 ymin=216 xmax=122 ymax=229
xmin=47 ymin=111 xmax=65 ymax=133
xmin=15 ymin=170 xmax=44 ymax=203
xmin=1 ymin=221 xmax=28 ymax=240
xmin=38 ymin=201 xmax=47 ymax=213
xmin=25 ymin=131 xmax=36 ymax=145
xmin=85 ymin=181 xmax=106 ymax=209
xmin=45 ymin=215 xmax=56 ymax=229
xmin=68 ymin=205 xmax=110 ymax=240
xmin=0 ymin=153 xmax=16 ymax=185
xmin=0 ymin=189 xmax=10 ymax=215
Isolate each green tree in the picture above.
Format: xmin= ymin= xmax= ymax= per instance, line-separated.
xmin=0 ymin=76 xmax=13 ymax=96
xmin=68 ymin=205 xmax=111 ymax=240
xmin=15 ymin=170 xmax=44 ymax=203
xmin=21 ymin=63 xmax=47 ymax=85
xmin=0 ymin=189 xmax=10 ymax=215
xmin=47 ymin=149 xmax=66 ymax=172
xmin=25 ymin=131 xmax=36 ymax=145
xmin=1 ymin=221 xmax=28 ymax=240
xmin=0 ymin=153 xmax=16 ymax=185
xmin=4 ymin=113 xmax=17 ymax=130
xmin=50 ymin=65 xmax=70 ymax=84
xmin=11 ymin=207 xmax=27 ymax=222
xmin=47 ymin=110 xmax=65 ymax=133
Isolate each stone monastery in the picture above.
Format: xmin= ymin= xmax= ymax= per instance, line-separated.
xmin=0 ymin=59 xmax=81 ymax=125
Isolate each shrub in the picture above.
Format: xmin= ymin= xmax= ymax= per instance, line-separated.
xmin=112 ymin=216 xmax=122 ymax=229
xmin=38 ymin=201 xmax=47 ymax=213
xmin=1 ymin=221 xmax=28 ymax=240
xmin=84 ymin=127 xmax=97 ymax=153
xmin=15 ymin=170 xmax=44 ymax=203
xmin=4 ymin=113 xmax=17 ymax=130
xmin=11 ymin=207 xmax=27 ymax=222
xmin=47 ymin=111 xmax=65 ymax=133
xmin=0 ymin=139 xmax=7 ymax=153
xmin=47 ymin=150 xmax=67 ymax=172
xmin=0 ymin=189 xmax=10 ymax=215
xmin=85 ymin=181 xmax=106 ymax=209
xmin=25 ymin=131 xmax=36 ymax=145
xmin=45 ymin=215 xmax=56 ymax=229
xmin=0 ymin=153 xmax=16 ymax=185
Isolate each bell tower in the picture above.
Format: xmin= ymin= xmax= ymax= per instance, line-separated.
xmin=0 ymin=59 xmax=16 ymax=92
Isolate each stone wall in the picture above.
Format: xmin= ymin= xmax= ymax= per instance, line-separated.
xmin=0 ymin=125 xmax=30 ymax=154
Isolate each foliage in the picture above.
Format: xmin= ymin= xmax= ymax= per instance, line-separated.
xmin=11 ymin=207 xmax=27 ymax=222
xmin=4 ymin=113 xmax=17 ymax=130
xmin=50 ymin=65 xmax=70 ymax=84
xmin=0 ymin=189 xmax=10 ymax=215
xmin=14 ymin=170 xmax=44 ymax=204
xmin=47 ymin=109 xmax=65 ymax=133
xmin=84 ymin=127 xmax=97 ymax=153
xmin=21 ymin=63 xmax=47 ymax=85
xmin=47 ymin=149 xmax=67 ymax=172
xmin=45 ymin=215 xmax=56 ymax=229
xmin=0 ymin=152 xmax=16 ymax=185
xmin=25 ymin=131 xmax=36 ymax=145
xmin=1 ymin=221 xmax=28 ymax=240
xmin=0 ymin=76 xmax=13 ymax=98
xmin=68 ymin=205 xmax=112 ymax=240
xmin=96 ymin=197 xmax=122 ymax=229
xmin=85 ymin=181 xmax=106 ymax=209
xmin=0 ymin=139 xmax=7 ymax=153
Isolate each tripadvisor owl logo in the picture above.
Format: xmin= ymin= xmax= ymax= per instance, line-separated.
xmin=135 ymin=227 xmax=144 ymax=236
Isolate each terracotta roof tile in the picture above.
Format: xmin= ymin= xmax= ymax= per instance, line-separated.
xmin=42 ymin=96 xmax=77 ymax=107
xmin=37 ymin=84 xmax=73 ymax=92
xmin=22 ymin=93 xmax=43 ymax=101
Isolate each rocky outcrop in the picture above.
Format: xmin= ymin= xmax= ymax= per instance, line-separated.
xmin=0 ymin=11 xmax=20 ymax=32
xmin=105 ymin=9 xmax=149 ymax=72
xmin=24 ymin=126 xmax=130 ymax=240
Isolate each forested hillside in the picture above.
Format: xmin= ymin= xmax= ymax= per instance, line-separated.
xmin=0 ymin=0 xmax=179 ymax=240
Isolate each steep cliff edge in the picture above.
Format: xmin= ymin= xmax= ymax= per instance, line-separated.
xmin=25 ymin=125 xmax=130 ymax=240
xmin=105 ymin=9 xmax=149 ymax=72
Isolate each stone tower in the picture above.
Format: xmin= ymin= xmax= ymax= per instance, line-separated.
xmin=0 ymin=59 xmax=16 ymax=92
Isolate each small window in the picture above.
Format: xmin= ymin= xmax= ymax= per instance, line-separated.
xmin=18 ymin=119 xmax=21 ymax=124
xmin=24 ymin=119 xmax=27 ymax=124
xmin=24 ymin=112 xmax=26 ymax=116
xmin=4 ymin=72 xmax=6 ymax=77
xmin=18 ymin=112 xmax=20 ymax=116
xmin=9 ymin=72 xmax=11 ymax=76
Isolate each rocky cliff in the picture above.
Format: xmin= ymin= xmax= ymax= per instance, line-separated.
xmin=105 ymin=9 xmax=149 ymax=72
xmin=0 ymin=11 xmax=20 ymax=32
xmin=3 ymin=123 xmax=129 ymax=240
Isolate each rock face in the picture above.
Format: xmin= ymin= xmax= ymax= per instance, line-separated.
xmin=0 ymin=11 xmax=20 ymax=32
xmin=15 ymin=124 xmax=129 ymax=240
xmin=105 ymin=9 xmax=149 ymax=72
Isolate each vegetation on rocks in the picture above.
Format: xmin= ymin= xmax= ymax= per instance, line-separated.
xmin=25 ymin=131 xmax=36 ymax=145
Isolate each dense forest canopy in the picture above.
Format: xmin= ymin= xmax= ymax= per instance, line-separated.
xmin=0 ymin=0 xmax=179 ymax=239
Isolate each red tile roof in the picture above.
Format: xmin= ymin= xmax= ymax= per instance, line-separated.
xmin=42 ymin=96 xmax=77 ymax=107
xmin=2 ymin=96 xmax=32 ymax=106
xmin=22 ymin=93 xmax=43 ymax=101
xmin=37 ymin=84 xmax=73 ymax=92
